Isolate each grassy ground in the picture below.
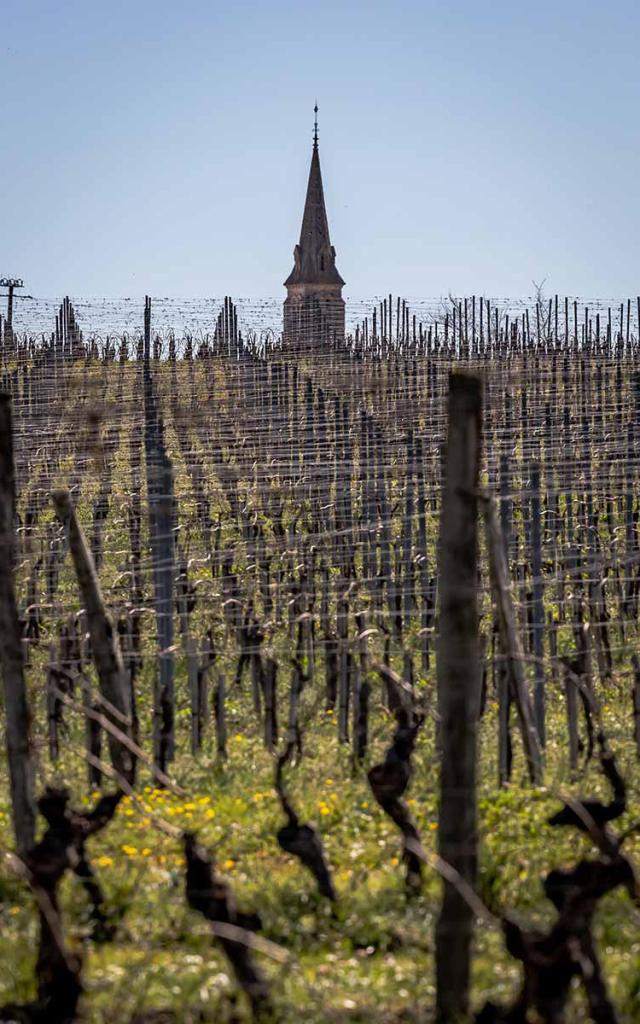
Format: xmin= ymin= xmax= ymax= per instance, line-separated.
xmin=1 ymin=676 xmax=639 ymax=1022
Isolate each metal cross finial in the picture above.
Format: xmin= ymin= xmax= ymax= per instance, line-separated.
xmin=313 ymin=102 xmax=318 ymax=146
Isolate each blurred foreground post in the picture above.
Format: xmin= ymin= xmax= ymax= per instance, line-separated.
xmin=435 ymin=373 xmax=482 ymax=1022
xmin=0 ymin=394 xmax=36 ymax=855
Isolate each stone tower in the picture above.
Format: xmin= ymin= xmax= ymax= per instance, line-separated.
xmin=284 ymin=108 xmax=345 ymax=347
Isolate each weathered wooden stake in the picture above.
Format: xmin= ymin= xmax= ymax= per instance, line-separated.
xmin=632 ymin=655 xmax=640 ymax=760
xmin=530 ymin=464 xmax=546 ymax=745
xmin=263 ymin=656 xmax=278 ymax=752
xmin=484 ymin=497 xmax=544 ymax=784
xmin=0 ymin=394 xmax=36 ymax=855
xmin=435 ymin=372 xmax=482 ymax=1023
xmin=214 ymin=673 xmax=227 ymax=760
xmin=563 ymin=661 xmax=579 ymax=774
xmin=51 ymin=488 xmax=134 ymax=783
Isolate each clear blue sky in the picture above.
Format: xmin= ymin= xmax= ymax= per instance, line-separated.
xmin=2 ymin=0 xmax=639 ymax=299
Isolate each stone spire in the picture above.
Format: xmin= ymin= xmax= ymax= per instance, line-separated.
xmin=283 ymin=107 xmax=345 ymax=346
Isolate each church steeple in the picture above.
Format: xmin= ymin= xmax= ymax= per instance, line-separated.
xmin=283 ymin=107 xmax=345 ymax=345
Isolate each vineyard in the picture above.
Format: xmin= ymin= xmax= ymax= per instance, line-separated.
xmin=1 ymin=293 xmax=640 ymax=1022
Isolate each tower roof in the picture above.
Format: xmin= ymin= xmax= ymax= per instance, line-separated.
xmin=284 ymin=112 xmax=345 ymax=289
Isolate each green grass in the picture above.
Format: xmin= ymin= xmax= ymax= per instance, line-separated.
xmin=1 ymin=681 xmax=639 ymax=1022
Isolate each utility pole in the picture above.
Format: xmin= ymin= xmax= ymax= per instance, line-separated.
xmin=0 ymin=278 xmax=24 ymax=337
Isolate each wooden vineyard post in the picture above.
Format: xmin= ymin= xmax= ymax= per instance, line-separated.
xmin=402 ymin=430 xmax=415 ymax=628
xmin=632 ymin=655 xmax=640 ymax=759
xmin=143 ymin=294 xmax=151 ymax=362
xmin=484 ymin=496 xmax=544 ymax=784
xmin=263 ymin=656 xmax=278 ymax=752
xmin=415 ymin=436 xmax=430 ymax=671
xmin=435 ymin=372 xmax=482 ymax=1023
xmin=498 ymin=453 xmax=512 ymax=785
xmin=287 ymin=659 xmax=304 ymax=752
xmin=177 ymin=554 xmax=201 ymax=754
xmin=51 ymin=489 xmax=135 ymax=783
xmin=530 ymin=463 xmax=546 ymax=745
xmin=563 ymin=660 xmax=579 ymax=774
xmin=83 ymin=676 xmax=103 ymax=790
xmin=151 ymin=449 xmax=176 ymax=770
xmin=214 ymin=673 xmax=228 ymax=760
xmin=46 ymin=641 xmax=59 ymax=762
xmin=143 ymin=311 xmax=176 ymax=772
xmin=353 ymin=611 xmax=371 ymax=762
xmin=0 ymin=394 xmax=36 ymax=855
xmin=337 ymin=587 xmax=350 ymax=743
